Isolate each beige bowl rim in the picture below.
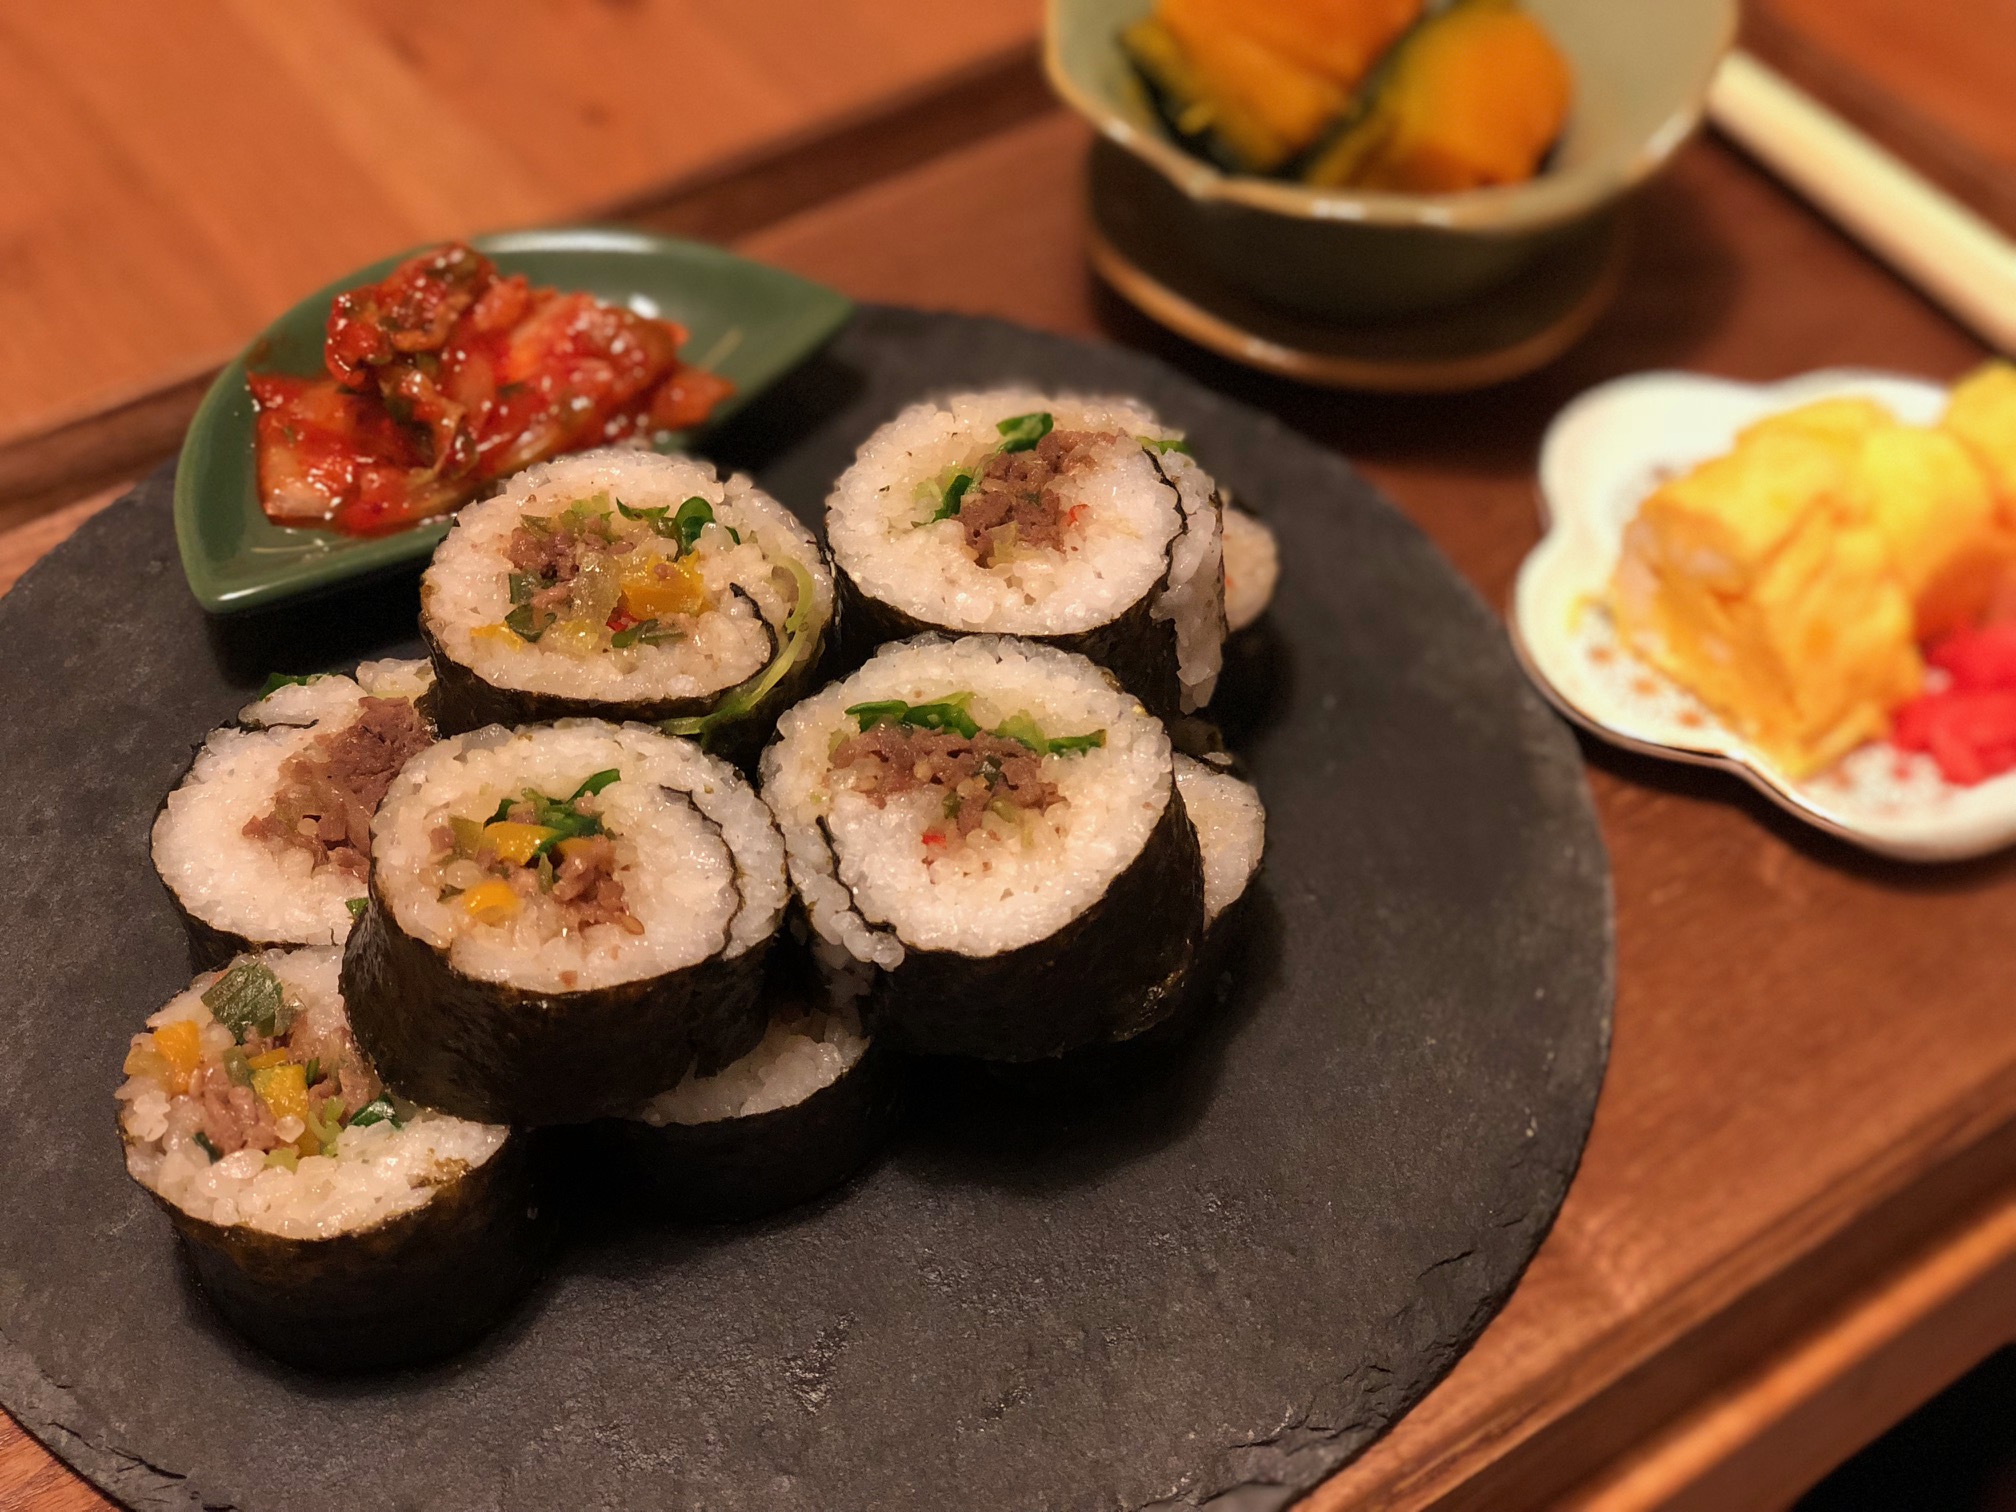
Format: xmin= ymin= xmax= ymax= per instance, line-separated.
xmin=1043 ymin=0 xmax=1739 ymax=234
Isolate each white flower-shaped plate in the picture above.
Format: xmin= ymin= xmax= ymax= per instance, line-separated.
xmin=1512 ymin=367 xmax=2016 ymax=862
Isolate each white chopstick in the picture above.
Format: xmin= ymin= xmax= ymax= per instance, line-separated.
xmin=1707 ymin=50 xmax=2016 ymax=356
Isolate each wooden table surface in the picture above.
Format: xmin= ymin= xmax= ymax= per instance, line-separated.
xmin=6 ymin=5 xmax=2016 ymax=1510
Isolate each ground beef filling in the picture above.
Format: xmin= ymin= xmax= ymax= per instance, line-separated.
xmin=544 ymin=832 xmax=637 ymax=932
xmin=428 ymin=798 xmax=642 ymax=934
xmin=182 ymin=1005 xmax=382 ymax=1158
xmin=958 ymin=428 xmax=1117 ymax=567
xmin=243 ymin=697 xmax=432 ymax=879
xmin=507 ymin=517 xmax=641 ymax=622
xmin=831 ymin=725 xmax=1062 ymax=838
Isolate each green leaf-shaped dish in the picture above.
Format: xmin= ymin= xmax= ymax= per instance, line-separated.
xmin=174 ymin=227 xmax=853 ymax=613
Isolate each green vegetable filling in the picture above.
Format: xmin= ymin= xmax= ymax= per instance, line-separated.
xmin=348 ymin=1097 xmax=403 ymax=1131
xmin=610 ymin=618 xmax=680 ymax=650
xmin=996 ymin=411 xmax=1055 ymax=453
xmin=922 ymin=411 xmax=1056 ymax=522
xmin=201 ymin=960 xmax=291 ymax=1045
xmin=663 ymin=555 xmax=820 ymax=749
xmin=484 ymin=769 xmax=622 ymax=859
xmin=845 ymin=695 xmax=1107 ymax=756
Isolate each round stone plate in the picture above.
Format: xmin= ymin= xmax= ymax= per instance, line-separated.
xmin=0 ymin=307 xmax=1610 ymax=1512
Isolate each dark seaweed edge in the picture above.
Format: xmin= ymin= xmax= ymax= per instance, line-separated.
xmin=869 ymin=783 xmax=1207 ymax=1061
xmin=133 ymin=1126 xmax=550 ymax=1373
xmin=342 ymin=866 xmax=771 ymax=1126
xmin=585 ymin=1034 xmax=904 ymax=1224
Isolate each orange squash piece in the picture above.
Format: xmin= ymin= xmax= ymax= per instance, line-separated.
xmin=1305 ymin=0 xmax=1572 ymax=192
xmin=1145 ymin=1 xmax=1348 ymax=171
xmin=1171 ymin=0 xmax=1422 ymax=89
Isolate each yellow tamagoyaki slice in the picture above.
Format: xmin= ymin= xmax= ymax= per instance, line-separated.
xmin=1943 ymin=360 xmax=2016 ymax=513
xmin=1611 ymin=427 xmax=1921 ymax=777
xmin=1847 ymin=422 xmax=2009 ymax=641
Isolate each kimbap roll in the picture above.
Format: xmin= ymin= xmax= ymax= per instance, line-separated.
xmin=343 ymin=721 xmax=786 ymax=1124
xmin=1221 ymin=506 xmax=1280 ymax=635
xmin=152 ymin=661 xmax=436 ymax=965
xmin=420 ymin=450 xmax=834 ymax=761
xmin=825 ymin=391 xmax=1225 ymax=720
xmin=763 ymin=635 xmax=1207 ymax=1061
xmin=115 ymin=948 xmax=542 ymax=1370
xmin=974 ymin=758 xmax=1266 ymax=1099
xmin=1173 ymin=755 xmax=1267 ymax=933
xmin=614 ymin=995 xmax=898 ymax=1222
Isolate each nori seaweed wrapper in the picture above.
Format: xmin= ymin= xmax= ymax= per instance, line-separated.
xmin=966 ymin=867 xmax=1265 ymax=1103
xmin=150 ymin=1131 xmax=549 ymax=1372
xmin=593 ymin=1036 xmax=904 ymax=1223
xmin=341 ymin=887 xmax=770 ymax=1126
xmin=422 ymin=608 xmax=833 ymax=772
xmin=866 ymin=787 xmax=1206 ymax=1061
xmin=832 ymin=564 xmax=1183 ymax=725
xmin=162 ymin=875 xmax=314 ymax=974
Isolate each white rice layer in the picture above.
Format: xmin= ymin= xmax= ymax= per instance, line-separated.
xmin=1153 ymin=450 xmax=1226 ymax=710
xmin=827 ymin=390 xmax=1187 ymax=634
xmin=1172 ymin=756 xmax=1266 ymax=924
xmin=421 ymin=449 xmax=833 ymax=702
xmin=241 ymin=659 xmax=434 ymax=728
xmin=1222 ymin=506 xmax=1280 ymax=634
xmin=763 ymin=636 xmax=1173 ymax=968
xmin=636 ymin=1005 xmax=868 ymax=1126
xmin=117 ymin=948 xmax=508 ymax=1239
xmin=152 ymin=665 xmax=432 ymax=949
xmin=375 ymin=721 xmax=786 ymax=993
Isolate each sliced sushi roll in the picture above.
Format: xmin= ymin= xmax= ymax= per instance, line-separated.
xmin=1212 ymin=505 xmax=1286 ymax=744
xmin=1173 ymin=754 xmax=1267 ymax=936
xmin=1221 ymin=506 xmax=1281 ymax=635
xmin=613 ymin=993 xmax=899 ymax=1222
xmin=116 ymin=947 xmax=543 ymax=1370
xmin=825 ymin=390 xmax=1225 ymax=721
xmin=763 ymin=635 xmax=1208 ymax=1061
xmin=151 ymin=660 xmax=436 ymax=966
xmin=343 ymin=721 xmax=785 ymax=1124
xmin=420 ymin=450 xmax=834 ymax=762
xmin=963 ymin=758 xmax=1266 ymax=1102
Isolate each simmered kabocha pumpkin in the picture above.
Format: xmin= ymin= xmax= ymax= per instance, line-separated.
xmin=1122 ymin=0 xmax=1422 ymax=174
xmin=1303 ymin=0 xmax=1572 ymax=192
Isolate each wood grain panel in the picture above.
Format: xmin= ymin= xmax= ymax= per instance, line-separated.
xmin=1763 ymin=0 xmax=2016 ymax=174
xmin=0 ymin=0 xmax=1036 ymax=446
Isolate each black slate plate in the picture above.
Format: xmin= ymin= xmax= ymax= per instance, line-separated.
xmin=0 ymin=307 xmax=1610 ymax=1512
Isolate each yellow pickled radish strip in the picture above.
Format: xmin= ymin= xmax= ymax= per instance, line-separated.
xmin=620 ymin=556 xmax=708 ymax=621
xmin=245 ymin=1048 xmax=291 ymax=1071
xmin=459 ymin=878 xmax=522 ymax=925
xmin=251 ymin=1062 xmax=309 ymax=1126
xmin=480 ymin=821 xmax=560 ymax=865
xmin=472 ymin=623 xmax=524 ymax=649
xmin=150 ymin=1019 xmax=202 ymax=1093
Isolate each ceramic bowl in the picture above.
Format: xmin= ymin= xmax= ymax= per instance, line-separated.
xmin=1046 ymin=0 xmax=1735 ymax=321
xmin=1513 ymin=368 xmax=2016 ymax=863
xmin=174 ymin=227 xmax=852 ymax=614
